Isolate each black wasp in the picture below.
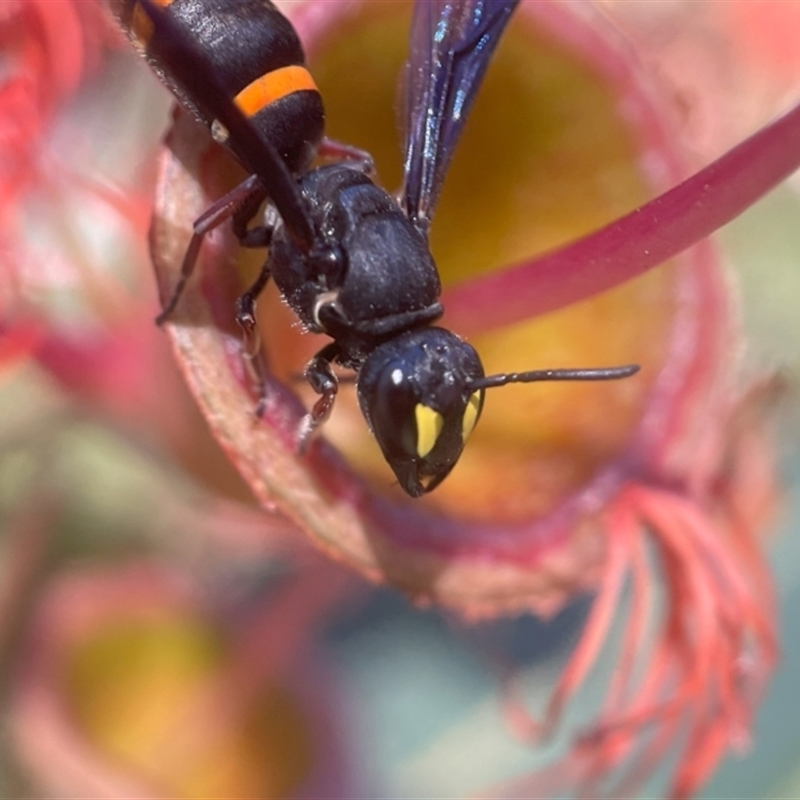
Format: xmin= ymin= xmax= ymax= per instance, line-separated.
xmin=114 ymin=0 xmax=639 ymax=497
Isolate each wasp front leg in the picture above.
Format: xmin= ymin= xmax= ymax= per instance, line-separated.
xmin=296 ymin=342 xmax=342 ymax=453
xmin=235 ymin=258 xmax=274 ymax=415
xmin=232 ymin=190 xmax=279 ymax=248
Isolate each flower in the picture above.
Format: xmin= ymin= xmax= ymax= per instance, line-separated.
xmin=10 ymin=561 xmax=355 ymax=799
xmin=143 ymin=2 xmax=791 ymax=796
xmin=4 ymin=0 xmax=797 ymax=797
xmin=0 ymin=0 xmax=106 ymax=374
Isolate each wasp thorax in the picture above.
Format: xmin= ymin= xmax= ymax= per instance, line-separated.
xmin=357 ymin=328 xmax=485 ymax=496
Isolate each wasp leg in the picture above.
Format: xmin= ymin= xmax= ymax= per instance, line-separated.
xmin=318 ymin=137 xmax=375 ymax=175
xmin=236 ymin=261 xmax=271 ymax=343
xmin=156 ymin=173 xmax=268 ymax=325
xmin=232 ymin=191 xmax=276 ymax=248
xmin=235 ymin=260 xmax=273 ymax=415
xmin=296 ymin=342 xmax=342 ymax=453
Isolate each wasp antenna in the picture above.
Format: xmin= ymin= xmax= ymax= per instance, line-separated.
xmin=136 ymin=0 xmax=315 ymax=251
xmin=468 ymin=364 xmax=640 ymax=391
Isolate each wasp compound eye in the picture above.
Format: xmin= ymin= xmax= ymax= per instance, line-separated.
xmin=364 ymin=358 xmax=419 ymax=464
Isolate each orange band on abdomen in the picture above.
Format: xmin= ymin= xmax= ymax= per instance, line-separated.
xmin=234 ymin=65 xmax=318 ymax=118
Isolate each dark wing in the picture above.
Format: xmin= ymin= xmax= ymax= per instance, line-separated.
xmin=401 ymin=0 xmax=520 ymax=231
xmin=136 ymin=0 xmax=314 ymax=250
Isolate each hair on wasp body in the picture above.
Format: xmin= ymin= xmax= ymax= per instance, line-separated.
xmin=117 ymin=0 xmax=640 ymax=497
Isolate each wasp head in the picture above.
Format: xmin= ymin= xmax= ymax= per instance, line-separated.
xmin=357 ymin=328 xmax=485 ymax=497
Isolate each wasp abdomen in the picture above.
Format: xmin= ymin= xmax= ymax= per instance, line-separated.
xmin=113 ymin=0 xmax=324 ymax=173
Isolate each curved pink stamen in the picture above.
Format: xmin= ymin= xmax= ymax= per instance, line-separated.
xmin=445 ymin=100 xmax=800 ymax=336
xmin=492 ymin=480 xmax=776 ymax=800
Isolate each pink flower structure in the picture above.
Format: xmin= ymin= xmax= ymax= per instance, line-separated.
xmin=604 ymin=0 xmax=800 ymax=163
xmin=0 ymin=0 xmax=104 ymax=372
xmin=0 ymin=0 xmax=290 ymax=511
xmin=10 ymin=561 xmax=354 ymax=799
xmin=0 ymin=0 xmax=105 ymax=220
xmin=146 ymin=2 xmax=794 ymax=796
xmin=5 ymin=0 xmax=799 ymax=797
xmin=0 ymin=0 xmax=149 ymax=382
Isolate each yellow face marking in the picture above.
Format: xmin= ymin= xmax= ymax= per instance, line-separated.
xmin=461 ymin=391 xmax=483 ymax=442
xmin=234 ymin=66 xmax=318 ymax=118
xmin=415 ymin=404 xmax=444 ymax=459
